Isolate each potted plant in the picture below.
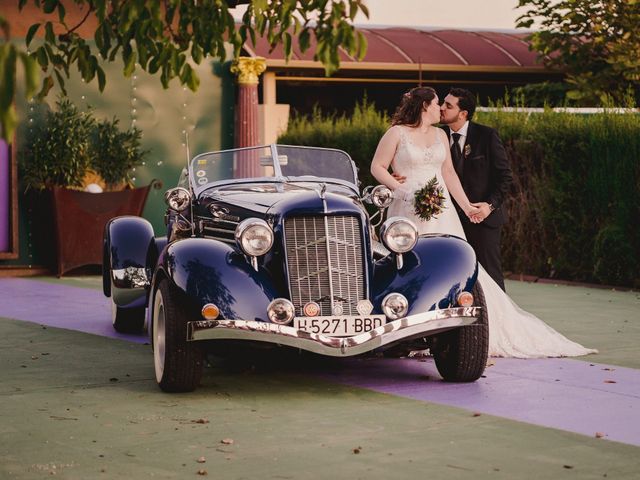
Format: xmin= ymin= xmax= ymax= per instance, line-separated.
xmin=20 ymin=97 xmax=153 ymax=276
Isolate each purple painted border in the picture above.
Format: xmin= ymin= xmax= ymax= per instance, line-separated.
xmin=321 ymin=357 xmax=640 ymax=446
xmin=2 ymin=277 xmax=640 ymax=447
xmin=0 ymin=140 xmax=9 ymax=252
xmin=0 ymin=277 xmax=146 ymax=343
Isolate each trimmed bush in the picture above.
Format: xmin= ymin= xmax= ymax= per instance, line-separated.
xmin=477 ymin=108 xmax=640 ymax=288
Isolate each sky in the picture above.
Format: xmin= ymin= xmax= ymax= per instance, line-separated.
xmin=352 ymin=0 xmax=524 ymax=30
xmin=232 ymin=0 xmax=525 ymax=31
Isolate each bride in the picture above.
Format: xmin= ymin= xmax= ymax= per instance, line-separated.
xmin=370 ymin=87 xmax=596 ymax=358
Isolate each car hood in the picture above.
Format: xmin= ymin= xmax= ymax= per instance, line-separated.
xmin=200 ymin=181 xmax=361 ymax=216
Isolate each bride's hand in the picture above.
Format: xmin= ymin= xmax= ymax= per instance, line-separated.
xmin=394 ymin=184 xmax=414 ymax=203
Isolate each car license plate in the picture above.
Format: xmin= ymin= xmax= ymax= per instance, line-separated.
xmin=294 ymin=315 xmax=386 ymax=337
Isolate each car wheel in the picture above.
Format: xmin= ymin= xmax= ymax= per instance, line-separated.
xmin=432 ymin=281 xmax=489 ymax=382
xmin=112 ymin=299 xmax=145 ymax=334
xmin=152 ymin=278 xmax=204 ymax=392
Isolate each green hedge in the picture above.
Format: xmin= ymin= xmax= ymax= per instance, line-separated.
xmin=279 ymin=103 xmax=640 ymax=288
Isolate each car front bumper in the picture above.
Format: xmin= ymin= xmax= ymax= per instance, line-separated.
xmin=186 ymin=307 xmax=481 ymax=357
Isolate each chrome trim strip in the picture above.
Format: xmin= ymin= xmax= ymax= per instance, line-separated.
xmin=323 ymin=215 xmax=336 ymax=315
xmin=270 ymin=144 xmax=284 ymax=178
xmin=201 ymin=236 xmax=236 ymax=245
xmin=202 ymin=226 xmax=236 ymax=235
xmin=187 ymin=307 xmax=480 ymax=357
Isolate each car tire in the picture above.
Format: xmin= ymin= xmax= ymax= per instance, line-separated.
xmin=432 ymin=281 xmax=489 ymax=382
xmin=152 ymin=278 xmax=204 ymax=392
xmin=112 ymin=300 xmax=146 ymax=334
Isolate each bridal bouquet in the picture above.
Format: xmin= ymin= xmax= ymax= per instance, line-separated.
xmin=413 ymin=176 xmax=446 ymax=221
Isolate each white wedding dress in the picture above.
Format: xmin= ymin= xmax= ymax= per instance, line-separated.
xmin=387 ymin=127 xmax=597 ymax=358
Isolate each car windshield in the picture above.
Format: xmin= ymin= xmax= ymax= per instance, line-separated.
xmin=189 ymin=144 xmax=357 ymax=193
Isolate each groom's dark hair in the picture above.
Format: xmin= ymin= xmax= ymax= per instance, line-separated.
xmin=449 ymin=88 xmax=476 ymax=121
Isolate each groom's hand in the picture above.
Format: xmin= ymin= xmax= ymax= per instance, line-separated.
xmin=465 ymin=205 xmax=482 ymax=223
xmin=391 ymin=172 xmax=407 ymax=184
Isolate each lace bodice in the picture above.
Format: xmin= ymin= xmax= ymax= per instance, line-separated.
xmin=392 ymin=127 xmax=446 ymax=189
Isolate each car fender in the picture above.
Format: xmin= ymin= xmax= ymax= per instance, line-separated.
xmin=103 ymin=216 xmax=156 ymax=308
xmin=156 ymin=238 xmax=279 ymax=322
xmin=372 ymin=235 xmax=478 ymax=314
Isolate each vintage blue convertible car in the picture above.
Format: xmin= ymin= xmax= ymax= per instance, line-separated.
xmin=103 ymin=144 xmax=488 ymax=392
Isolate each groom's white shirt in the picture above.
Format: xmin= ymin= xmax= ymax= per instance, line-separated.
xmin=448 ymin=120 xmax=470 ymax=151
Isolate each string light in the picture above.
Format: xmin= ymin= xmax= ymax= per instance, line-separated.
xmin=27 ymin=97 xmax=34 ymax=269
xmin=130 ymin=65 xmax=138 ymax=184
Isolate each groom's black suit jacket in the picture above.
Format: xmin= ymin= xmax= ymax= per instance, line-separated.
xmin=441 ymin=122 xmax=512 ymax=229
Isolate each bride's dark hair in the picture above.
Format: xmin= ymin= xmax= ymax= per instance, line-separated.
xmin=391 ymin=87 xmax=437 ymax=127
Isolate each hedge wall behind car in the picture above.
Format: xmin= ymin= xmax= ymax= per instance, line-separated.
xmin=278 ymin=104 xmax=640 ymax=288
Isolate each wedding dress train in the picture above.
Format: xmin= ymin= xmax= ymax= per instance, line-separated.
xmin=387 ymin=127 xmax=597 ymax=358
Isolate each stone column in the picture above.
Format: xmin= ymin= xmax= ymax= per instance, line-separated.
xmin=231 ymin=57 xmax=266 ymax=177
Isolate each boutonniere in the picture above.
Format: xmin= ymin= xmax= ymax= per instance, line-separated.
xmin=464 ymin=144 xmax=471 ymax=157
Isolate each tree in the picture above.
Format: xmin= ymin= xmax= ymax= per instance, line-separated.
xmin=0 ymin=15 xmax=39 ymax=141
xmin=517 ymin=0 xmax=640 ymax=106
xmin=0 ymin=0 xmax=369 ymax=142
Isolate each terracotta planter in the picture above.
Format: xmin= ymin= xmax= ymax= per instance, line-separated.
xmin=51 ymin=185 xmax=152 ymax=276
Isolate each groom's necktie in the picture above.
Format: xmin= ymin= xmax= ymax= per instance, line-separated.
xmin=451 ymin=132 xmax=464 ymax=179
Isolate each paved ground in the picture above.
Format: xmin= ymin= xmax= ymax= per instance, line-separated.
xmin=1 ymin=276 xmax=639 ymax=479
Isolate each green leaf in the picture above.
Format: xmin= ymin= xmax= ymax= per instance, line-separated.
xmin=95 ymin=0 xmax=107 ymax=19
xmin=355 ymin=31 xmax=367 ymax=61
xmin=94 ymin=24 xmax=104 ymax=52
xmin=283 ymin=32 xmax=292 ymax=59
xmin=53 ymin=68 xmax=66 ymax=94
xmin=26 ymin=23 xmax=41 ymax=47
xmin=359 ymin=2 xmax=370 ymax=18
xmin=96 ymin=66 xmax=106 ymax=91
xmin=123 ymin=46 xmax=136 ymax=77
xmin=37 ymin=75 xmax=55 ymax=99
xmin=44 ymin=22 xmax=55 ymax=45
xmin=0 ymin=104 xmax=18 ymax=142
xmin=19 ymin=51 xmax=39 ymax=98
xmin=43 ymin=0 xmax=57 ymax=14
xmin=0 ymin=44 xmax=17 ymax=111
xmin=299 ymin=28 xmax=310 ymax=52
xmin=187 ymin=68 xmax=200 ymax=91
xmin=191 ymin=43 xmax=203 ymax=64
xmin=57 ymin=2 xmax=66 ymax=23
xmin=36 ymin=46 xmax=49 ymax=68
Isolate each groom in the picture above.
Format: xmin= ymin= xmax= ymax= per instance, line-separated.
xmin=440 ymin=88 xmax=513 ymax=291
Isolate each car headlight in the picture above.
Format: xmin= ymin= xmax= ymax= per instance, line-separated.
xmin=371 ymin=185 xmax=393 ymax=208
xmin=381 ymin=293 xmax=409 ymax=320
xmin=380 ymin=217 xmax=418 ymax=253
xmin=164 ymin=187 xmax=191 ymax=212
xmin=235 ymin=218 xmax=274 ymax=257
xmin=267 ymin=298 xmax=295 ymax=325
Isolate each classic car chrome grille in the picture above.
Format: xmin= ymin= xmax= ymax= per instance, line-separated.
xmin=200 ymin=220 xmax=236 ymax=244
xmin=284 ymin=216 xmax=366 ymax=316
